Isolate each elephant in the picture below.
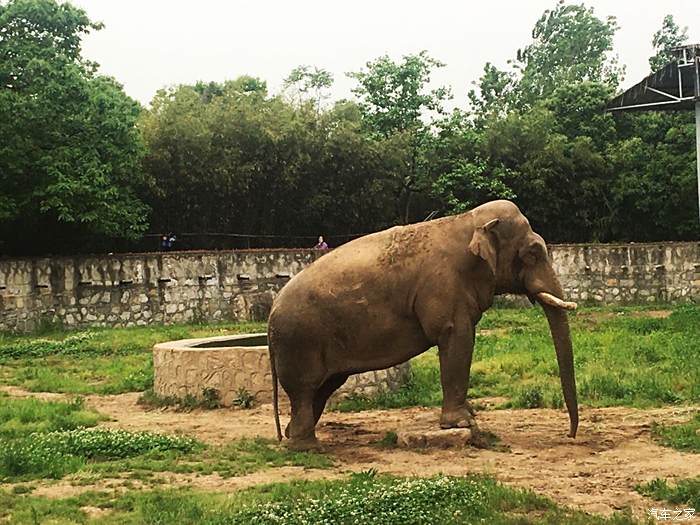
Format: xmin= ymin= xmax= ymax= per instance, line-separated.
xmin=267 ymin=200 xmax=578 ymax=450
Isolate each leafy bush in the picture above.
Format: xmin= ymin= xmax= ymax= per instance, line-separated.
xmin=232 ymin=387 xmax=254 ymax=409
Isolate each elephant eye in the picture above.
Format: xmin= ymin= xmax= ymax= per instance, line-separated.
xmin=520 ymin=242 xmax=546 ymax=265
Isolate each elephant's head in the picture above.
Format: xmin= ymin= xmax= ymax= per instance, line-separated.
xmin=468 ymin=200 xmax=578 ymax=438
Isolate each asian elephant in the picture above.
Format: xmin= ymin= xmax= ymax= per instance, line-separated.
xmin=268 ymin=200 xmax=578 ymax=450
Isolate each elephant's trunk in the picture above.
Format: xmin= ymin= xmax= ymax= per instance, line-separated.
xmin=538 ymin=281 xmax=578 ymax=438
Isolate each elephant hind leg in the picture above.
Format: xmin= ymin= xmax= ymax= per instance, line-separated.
xmin=285 ymin=388 xmax=320 ymax=451
xmin=313 ymin=374 xmax=349 ymax=426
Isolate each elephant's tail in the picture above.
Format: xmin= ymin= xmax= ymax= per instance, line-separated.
xmin=268 ymin=339 xmax=283 ymax=442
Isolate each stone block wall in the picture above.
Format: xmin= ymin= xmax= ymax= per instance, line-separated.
xmin=0 ymin=250 xmax=322 ymax=332
xmin=1 ymin=242 xmax=699 ymax=333
xmin=552 ymin=242 xmax=700 ymax=304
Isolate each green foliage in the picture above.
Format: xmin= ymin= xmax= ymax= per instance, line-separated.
xmin=0 ymin=474 xmax=641 ymax=524
xmin=463 ymin=7 xmax=698 ymax=242
xmin=513 ymin=386 xmax=545 ymax=409
xmin=0 ymin=331 xmax=98 ymax=361
xmin=232 ymin=387 xmax=255 ymax=409
xmin=649 ymin=14 xmax=688 ymax=71
xmin=652 ymin=412 xmax=700 ymax=453
xmin=0 ymin=321 xmax=265 ymax=395
xmin=376 ymin=431 xmax=398 ymax=448
xmin=514 ymin=0 xmax=622 ymax=106
xmin=0 ymin=0 xmax=149 ymax=253
xmin=348 ymin=50 xmax=451 ymax=136
xmin=337 ymin=305 xmax=700 ymax=412
xmin=636 ymin=477 xmax=700 ymax=509
xmin=0 ymin=428 xmax=201 ymax=480
xmin=89 ymin=436 xmax=331 ymax=480
xmin=128 ymin=475 xmax=635 ymax=525
xmin=333 ymin=350 xmax=442 ymax=411
xmin=0 ymin=396 xmax=103 ymax=439
xmin=283 ymin=65 xmax=333 ymax=109
xmin=141 ymin=80 xmax=399 ymax=242
xmin=138 ymin=387 xmax=223 ymax=411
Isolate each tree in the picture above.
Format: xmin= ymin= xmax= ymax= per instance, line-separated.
xmin=649 ymin=15 xmax=688 ymax=71
xmin=348 ymin=51 xmax=452 ymax=223
xmin=283 ymin=65 xmax=333 ymax=111
xmin=141 ymin=81 xmax=397 ymax=245
xmin=348 ymin=50 xmax=450 ymax=137
xmin=513 ymin=1 xmax=622 ymax=108
xmin=426 ymin=110 xmax=515 ymax=214
xmin=0 ymin=0 xmax=148 ymax=254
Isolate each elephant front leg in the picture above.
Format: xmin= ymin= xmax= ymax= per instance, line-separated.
xmin=437 ymin=322 xmax=478 ymax=430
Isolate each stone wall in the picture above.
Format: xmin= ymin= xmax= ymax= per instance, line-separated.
xmin=0 ymin=250 xmax=323 ymax=332
xmin=1 ymin=242 xmax=699 ymax=332
xmin=552 ymin=242 xmax=700 ymax=304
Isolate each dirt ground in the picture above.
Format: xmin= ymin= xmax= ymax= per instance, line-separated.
xmin=4 ymin=385 xmax=700 ymax=520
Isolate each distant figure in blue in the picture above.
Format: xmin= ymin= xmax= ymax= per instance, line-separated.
xmin=161 ymin=233 xmax=177 ymax=251
xmin=313 ymin=235 xmax=328 ymax=250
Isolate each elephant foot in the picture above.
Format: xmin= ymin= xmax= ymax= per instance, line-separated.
xmin=286 ymin=435 xmax=323 ymax=452
xmin=440 ymin=406 xmax=478 ymax=430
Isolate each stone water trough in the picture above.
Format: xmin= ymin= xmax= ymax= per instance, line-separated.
xmin=153 ymin=333 xmax=410 ymax=407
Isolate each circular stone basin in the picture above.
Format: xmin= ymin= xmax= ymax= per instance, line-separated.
xmin=153 ymin=333 xmax=410 ymax=407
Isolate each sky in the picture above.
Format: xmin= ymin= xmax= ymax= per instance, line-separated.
xmin=72 ymin=0 xmax=700 ymax=108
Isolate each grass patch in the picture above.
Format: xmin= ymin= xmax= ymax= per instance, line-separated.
xmin=0 ymin=428 xmax=202 ymax=481
xmin=333 ymin=350 xmax=442 ymax=411
xmin=89 ymin=437 xmax=332 ymax=480
xmin=0 ymin=321 xmax=265 ymax=395
xmin=1 ymin=473 xmax=641 ymax=524
xmin=0 ymin=396 xmax=105 ymax=439
xmin=651 ymin=412 xmax=700 ymax=453
xmin=636 ymin=477 xmax=700 ymax=509
xmin=0 ymin=397 xmax=327 ymax=484
xmin=138 ymin=387 xmax=223 ymax=411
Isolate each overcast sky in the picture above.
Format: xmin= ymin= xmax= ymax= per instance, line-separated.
xmin=72 ymin=0 xmax=700 ymax=108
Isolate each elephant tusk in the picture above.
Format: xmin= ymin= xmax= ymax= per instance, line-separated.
xmin=537 ymin=292 xmax=577 ymax=310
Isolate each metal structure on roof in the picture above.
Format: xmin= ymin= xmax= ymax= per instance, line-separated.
xmin=607 ymin=44 xmax=700 ymax=225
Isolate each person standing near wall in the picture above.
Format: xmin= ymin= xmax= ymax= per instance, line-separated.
xmin=313 ymin=235 xmax=329 ymax=250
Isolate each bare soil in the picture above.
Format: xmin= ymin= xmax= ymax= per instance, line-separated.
xmin=4 ymin=385 xmax=699 ymax=520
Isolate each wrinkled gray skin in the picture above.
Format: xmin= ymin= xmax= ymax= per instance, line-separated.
xmin=268 ymin=200 xmax=578 ymax=450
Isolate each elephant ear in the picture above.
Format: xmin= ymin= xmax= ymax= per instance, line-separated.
xmin=468 ymin=218 xmax=499 ymax=275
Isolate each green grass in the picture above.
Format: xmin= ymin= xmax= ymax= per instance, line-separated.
xmin=87 ymin=437 xmax=332 ymax=480
xmin=335 ymin=304 xmax=700 ymax=411
xmin=0 ymin=396 xmax=105 ymax=439
xmin=1 ymin=305 xmax=698 ymax=410
xmin=0 ymin=394 xmax=329 ymax=484
xmin=0 ymin=427 xmax=202 ymax=480
xmin=0 ymin=321 xmax=265 ymax=395
xmin=636 ymin=477 xmax=700 ymax=509
xmin=0 ymin=473 xmax=641 ymax=525
xmin=651 ymin=412 xmax=700 ymax=452
xmin=138 ymin=387 xmax=223 ymax=411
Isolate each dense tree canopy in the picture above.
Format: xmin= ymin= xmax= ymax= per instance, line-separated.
xmin=1 ymin=0 xmax=698 ymax=255
xmin=0 ymin=0 xmax=148 ymax=254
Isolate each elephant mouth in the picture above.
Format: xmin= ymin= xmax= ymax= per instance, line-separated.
xmin=536 ymin=292 xmax=577 ymax=311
